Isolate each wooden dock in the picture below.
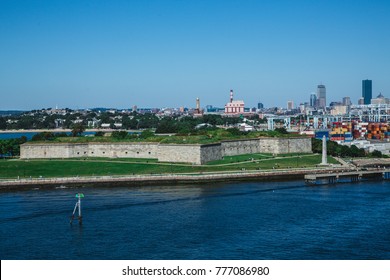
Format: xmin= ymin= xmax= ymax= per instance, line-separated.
xmin=304 ymin=169 xmax=390 ymax=184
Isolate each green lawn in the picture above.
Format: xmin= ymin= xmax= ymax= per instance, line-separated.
xmin=205 ymin=153 xmax=274 ymax=165
xmin=0 ymin=154 xmax=338 ymax=179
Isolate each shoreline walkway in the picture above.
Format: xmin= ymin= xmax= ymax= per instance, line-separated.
xmin=0 ymin=166 xmax=353 ymax=190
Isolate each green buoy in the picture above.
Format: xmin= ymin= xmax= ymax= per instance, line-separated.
xmin=70 ymin=193 xmax=84 ymax=225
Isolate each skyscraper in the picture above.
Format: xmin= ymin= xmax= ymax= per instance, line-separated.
xmin=287 ymin=101 xmax=294 ymax=110
xmin=310 ymin=93 xmax=317 ymax=107
xmin=362 ymin=79 xmax=372 ymax=105
xmin=342 ymin=97 xmax=351 ymax=106
xmin=316 ymin=84 xmax=326 ymax=109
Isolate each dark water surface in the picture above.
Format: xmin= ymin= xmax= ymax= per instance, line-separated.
xmin=1 ymin=180 xmax=390 ymax=259
xmin=0 ymin=131 xmax=96 ymax=140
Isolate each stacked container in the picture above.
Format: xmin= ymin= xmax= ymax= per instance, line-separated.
xmin=315 ymin=130 xmax=329 ymax=140
xmin=367 ymin=123 xmax=389 ymax=140
xmin=330 ymin=122 xmax=352 ymax=141
xmin=352 ymin=122 xmax=368 ymax=139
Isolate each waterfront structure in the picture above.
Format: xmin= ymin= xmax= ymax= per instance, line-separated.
xmin=225 ymin=90 xmax=244 ymax=114
xmin=20 ymin=137 xmax=312 ymax=165
xmin=316 ymin=85 xmax=326 ymax=109
xmin=350 ymin=104 xmax=390 ymax=122
xmin=362 ymin=79 xmax=372 ymax=105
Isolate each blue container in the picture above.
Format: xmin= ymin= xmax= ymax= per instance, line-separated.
xmin=315 ymin=130 xmax=330 ymax=140
xmin=331 ymin=133 xmax=344 ymax=138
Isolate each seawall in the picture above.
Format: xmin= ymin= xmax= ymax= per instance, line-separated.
xmin=0 ymin=167 xmax=352 ymax=191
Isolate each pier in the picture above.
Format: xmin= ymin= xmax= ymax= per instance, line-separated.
xmin=304 ymin=169 xmax=390 ymax=184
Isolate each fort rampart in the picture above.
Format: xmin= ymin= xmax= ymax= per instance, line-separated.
xmin=20 ymin=137 xmax=312 ymax=164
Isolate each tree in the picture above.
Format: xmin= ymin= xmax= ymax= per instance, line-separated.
xmin=371 ymin=150 xmax=383 ymax=158
xmin=274 ymin=127 xmax=289 ymax=134
xmin=155 ymin=118 xmax=178 ymax=133
xmin=32 ymin=132 xmax=55 ymax=141
xmin=95 ymin=131 xmax=105 ymax=137
xmin=71 ymin=123 xmax=86 ymax=137
xmin=111 ymin=131 xmax=128 ymax=139
xmin=140 ymin=129 xmax=155 ymax=139
xmin=0 ymin=117 xmax=6 ymax=129
xmin=226 ymin=127 xmax=244 ymax=136
xmin=0 ymin=137 xmax=27 ymax=157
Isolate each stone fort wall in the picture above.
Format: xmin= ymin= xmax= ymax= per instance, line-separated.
xmin=20 ymin=137 xmax=312 ymax=164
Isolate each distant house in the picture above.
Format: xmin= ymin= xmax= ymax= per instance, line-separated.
xmin=239 ymin=123 xmax=254 ymax=132
xmin=101 ymin=123 xmax=111 ymax=129
xmin=114 ymin=123 xmax=123 ymax=128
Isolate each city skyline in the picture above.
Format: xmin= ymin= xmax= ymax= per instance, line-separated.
xmin=1 ymin=0 xmax=389 ymax=110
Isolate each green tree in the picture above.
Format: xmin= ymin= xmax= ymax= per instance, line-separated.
xmin=0 ymin=117 xmax=6 ymax=129
xmin=111 ymin=131 xmax=128 ymax=139
xmin=140 ymin=129 xmax=155 ymax=139
xmin=71 ymin=123 xmax=86 ymax=137
xmin=0 ymin=137 xmax=27 ymax=157
xmin=226 ymin=127 xmax=244 ymax=136
xmin=371 ymin=150 xmax=383 ymax=158
xmin=32 ymin=132 xmax=56 ymax=141
xmin=274 ymin=127 xmax=289 ymax=134
xmin=95 ymin=131 xmax=105 ymax=137
xmin=155 ymin=118 xmax=178 ymax=133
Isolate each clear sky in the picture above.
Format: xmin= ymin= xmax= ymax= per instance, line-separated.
xmin=1 ymin=0 xmax=389 ymax=110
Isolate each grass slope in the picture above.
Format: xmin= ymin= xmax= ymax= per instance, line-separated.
xmin=0 ymin=154 xmax=338 ymax=179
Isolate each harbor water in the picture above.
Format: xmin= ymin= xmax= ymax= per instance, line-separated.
xmin=0 ymin=131 xmax=96 ymax=140
xmin=1 ymin=180 xmax=390 ymax=259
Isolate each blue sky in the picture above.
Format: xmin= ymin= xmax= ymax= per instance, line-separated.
xmin=1 ymin=0 xmax=389 ymax=110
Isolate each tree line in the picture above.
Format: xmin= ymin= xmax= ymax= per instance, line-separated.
xmin=0 ymin=137 xmax=27 ymax=157
xmin=0 ymin=110 xmax=263 ymax=132
xmin=311 ymin=138 xmax=384 ymax=158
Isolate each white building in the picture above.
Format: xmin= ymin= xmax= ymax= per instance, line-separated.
xmin=371 ymin=93 xmax=390 ymax=105
xmin=225 ymin=90 xmax=245 ymax=114
xmin=287 ymin=101 xmax=294 ymax=110
xmin=330 ymin=105 xmax=348 ymax=115
xmin=238 ymin=123 xmax=254 ymax=132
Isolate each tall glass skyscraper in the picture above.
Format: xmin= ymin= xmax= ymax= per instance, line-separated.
xmin=362 ymin=79 xmax=372 ymax=105
xmin=310 ymin=93 xmax=317 ymax=107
